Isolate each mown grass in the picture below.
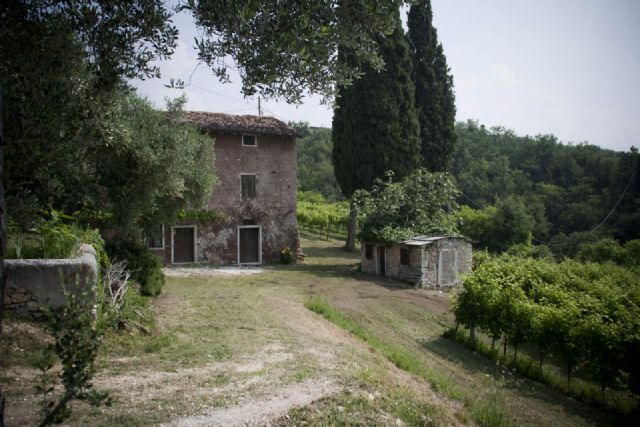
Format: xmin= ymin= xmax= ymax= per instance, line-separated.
xmin=305 ymin=296 xmax=511 ymax=427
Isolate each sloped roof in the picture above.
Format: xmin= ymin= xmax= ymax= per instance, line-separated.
xmin=182 ymin=111 xmax=297 ymax=137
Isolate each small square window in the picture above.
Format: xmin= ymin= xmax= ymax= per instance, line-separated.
xmin=145 ymin=224 xmax=164 ymax=249
xmin=400 ymin=248 xmax=411 ymax=266
xmin=365 ymin=244 xmax=373 ymax=259
xmin=242 ymin=134 xmax=257 ymax=146
xmin=241 ymin=174 xmax=256 ymax=200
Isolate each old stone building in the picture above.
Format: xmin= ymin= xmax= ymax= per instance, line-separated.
xmin=361 ymin=236 xmax=472 ymax=289
xmin=150 ymin=112 xmax=299 ymax=265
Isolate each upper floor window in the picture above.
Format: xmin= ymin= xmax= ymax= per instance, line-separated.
xmin=242 ymin=134 xmax=257 ymax=147
xmin=241 ymin=174 xmax=256 ymax=200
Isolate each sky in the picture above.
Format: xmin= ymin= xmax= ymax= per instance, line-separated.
xmin=133 ymin=0 xmax=640 ymax=152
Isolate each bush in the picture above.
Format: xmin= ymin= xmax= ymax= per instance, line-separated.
xmin=280 ymin=246 xmax=295 ymax=264
xmin=105 ymin=238 xmax=165 ymax=296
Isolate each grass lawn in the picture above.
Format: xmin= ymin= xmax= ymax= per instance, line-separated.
xmin=0 ymin=237 xmax=619 ymax=426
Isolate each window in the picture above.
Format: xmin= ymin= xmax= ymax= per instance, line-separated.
xmin=242 ymin=134 xmax=257 ymax=146
xmin=241 ymin=174 xmax=256 ymax=199
xmin=400 ymin=248 xmax=411 ymax=266
xmin=365 ymin=244 xmax=373 ymax=259
xmin=145 ymin=224 xmax=164 ymax=249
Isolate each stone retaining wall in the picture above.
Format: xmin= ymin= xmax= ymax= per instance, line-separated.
xmin=3 ymin=244 xmax=98 ymax=318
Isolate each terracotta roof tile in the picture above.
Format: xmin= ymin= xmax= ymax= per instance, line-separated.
xmin=182 ymin=111 xmax=297 ymax=137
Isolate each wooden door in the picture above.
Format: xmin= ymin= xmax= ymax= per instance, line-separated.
xmin=239 ymin=227 xmax=260 ymax=263
xmin=173 ymin=227 xmax=195 ymax=263
xmin=378 ymin=246 xmax=385 ymax=277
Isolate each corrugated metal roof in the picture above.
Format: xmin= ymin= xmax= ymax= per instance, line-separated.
xmin=399 ymin=235 xmax=472 ymax=246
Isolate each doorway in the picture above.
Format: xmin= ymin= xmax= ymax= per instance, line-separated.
xmin=238 ymin=226 xmax=261 ymax=264
xmin=377 ymin=246 xmax=386 ymax=277
xmin=172 ymin=226 xmax=195 ymax=263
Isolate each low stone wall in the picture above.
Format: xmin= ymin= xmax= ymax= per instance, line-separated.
xmin=3 ymin=244 xmax=98 ymax=318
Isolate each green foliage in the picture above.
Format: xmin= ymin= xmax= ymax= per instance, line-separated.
xmin=38 ymin=290 xmax=110 ymax=425
xmin=105 ymin=239 xmax=165 ymax=297
xmin=408 ymin=0 xmax=457 ymax=172
xmin=355 ymin=169 xmax=459 ymax=243
xmin=332 ymin=11 xmax=421 ymax=198
xmin=576 ymin=238 xmax=640 ymax=267
xmin=2 ymin=3 xmax=214 ymax=239
xmin=7 ymin=211 xmax=106 ymax=263
xmin=293 ymin=123 xmax=342 ymax=200
xmin=297 ymin=191 xmax=350 ymax=239
xmin=279 ymin=247 xmax=295 ymax=264
xmin=453 ymin=255 xmax=640 ymax=410
xmin=452 ymin=121 xmax=640 ymax=244
xmin=186 ymin=0 xmax=405 ymax=103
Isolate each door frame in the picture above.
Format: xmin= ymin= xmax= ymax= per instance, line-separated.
xmin=171 ymin=225 xmax=197 ymax=264
xmin=237 ymin=225 xmax=262 ymax=265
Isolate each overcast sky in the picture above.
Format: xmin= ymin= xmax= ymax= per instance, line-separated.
xmin=134 ymin=0 xmax=640 ymax=152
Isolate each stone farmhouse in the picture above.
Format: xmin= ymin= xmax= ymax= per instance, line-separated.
xmin=361 ymin=236 xmax=472 ymax=289
xmin=149 ymin=112 xmax=299 ymax=265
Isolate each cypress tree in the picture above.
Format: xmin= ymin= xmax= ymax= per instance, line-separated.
xmin=332 ymin=11 xmax=421 ymax=248
xmin=408 ymin=0 xmax=457 ymax=172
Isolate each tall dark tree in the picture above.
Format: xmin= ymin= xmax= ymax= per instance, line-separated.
xmin=333 ymin=11 xmax=421 ymax=249
xmin=408 ymin=0 xmax=457 ymax=171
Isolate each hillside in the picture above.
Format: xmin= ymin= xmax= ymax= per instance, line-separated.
xmin=295 ymin=121 xmax=640 ymax=252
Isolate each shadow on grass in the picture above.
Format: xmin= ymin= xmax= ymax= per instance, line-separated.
xmin=421 ymin=335 xmax=621 ymax=426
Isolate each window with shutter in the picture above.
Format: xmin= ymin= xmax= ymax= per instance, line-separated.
xmin=241 ymin=174 xmax=256 ymax=200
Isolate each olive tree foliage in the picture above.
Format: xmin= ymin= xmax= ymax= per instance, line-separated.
xmin=0 ymin=0 xmax=178 ymax=91
xmin=184 ymin=0 xmax=407 ymax=103
xmin=355 ymin=169 xmax=459 ymax=244
xmin=0 ymin=1 xmax=213 ymax=236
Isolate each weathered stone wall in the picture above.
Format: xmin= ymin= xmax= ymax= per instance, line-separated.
xmin=161 ymin=132 xmax=299 ymax=264
xmin=3 ymin=244 xmax=98 ymax=318
xmin=360 ymin=238 xmax=472 ymax=289
xmin=419 ymin=238 xmax=472 ymax=289
xmin=360 ymin=243 xmax=376 ymax=274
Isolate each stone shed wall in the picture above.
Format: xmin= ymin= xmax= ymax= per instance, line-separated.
xmin=3 ymin=244 xmax=98 ymax=318
xmin=419 ymin=238 xmax=472 ymax=289
xmin=360 ymin=237 xmax=472 ymax=289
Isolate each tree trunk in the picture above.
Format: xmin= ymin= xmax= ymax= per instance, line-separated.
xmin=513 ymin=343 xmax=518 ymax=363
xmin=469 ymin=326 xmax=476 ymax=348
xmin=346 ymin=200 xmax=357 ymax=251
xmin=503 ymin=337 xmax=507 ymax=358
xmin=567 ymin=362 xmax=572 ymax=388
xmin=491 ymin=336 xmax=496 ymax=350
xmin=539 ymin=353 xmax=544 ymax=373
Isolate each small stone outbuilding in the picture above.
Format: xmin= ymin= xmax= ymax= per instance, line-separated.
xmin=361 ymin=236 xmax=472 ymax=289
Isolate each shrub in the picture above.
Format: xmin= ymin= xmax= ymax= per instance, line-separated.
xmin=105 ymin=238 xmax=165 ymax=297
xmin=280 ymin=246 xmax=295 ymax=264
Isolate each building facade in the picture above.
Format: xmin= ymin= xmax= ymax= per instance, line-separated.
xmin=361 ymin=236 xmax=472 ymax=289
xmin=151 ymin=112 xmax=299 ymax=265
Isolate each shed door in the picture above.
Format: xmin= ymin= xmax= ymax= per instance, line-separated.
xmin=378 ymin=246 xmax=386 ymax=277
xmin=438 ymin=249 xmax=457 ymax=285
xmin=239 ymin=227 xmax=260 ymax=263
xmin=174 ymin=227 xmax=195 ymax=263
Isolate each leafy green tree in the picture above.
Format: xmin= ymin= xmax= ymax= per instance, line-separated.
xmin=333 ymin=11 xmax=421 ymax=248
xmin=185 ymin=0 xmax=406 ymax=103
xmin=355 ymin=169 xmax=459 ymax=244
xmin=408 ymin=0 xmax=456 ymax=172
xmin=293 ymin=123 xmax=342 ymax=201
